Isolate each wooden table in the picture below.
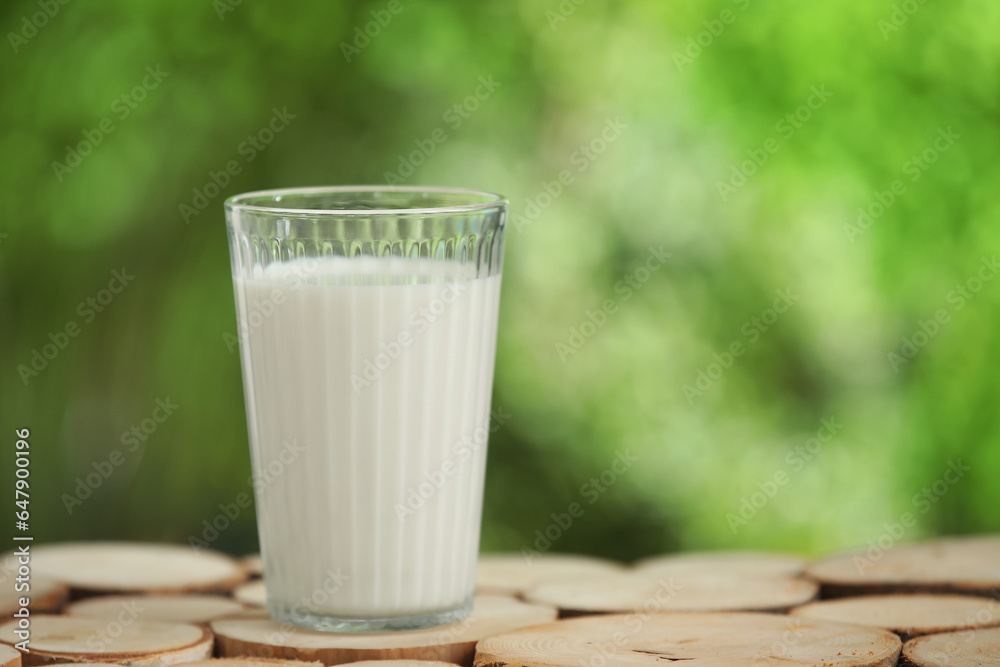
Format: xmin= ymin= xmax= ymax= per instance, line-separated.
xmin=2 ymin=536 xmax=998 ymax=666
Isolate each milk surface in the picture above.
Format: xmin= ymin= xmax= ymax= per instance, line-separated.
xmin=233 ymin=257 xmax=501 ymax=619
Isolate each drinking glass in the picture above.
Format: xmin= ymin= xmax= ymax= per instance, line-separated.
xmin=224 ymin=186 xmax=507 ymax=631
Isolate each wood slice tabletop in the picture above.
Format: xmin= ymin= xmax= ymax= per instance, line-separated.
xmin=791 ymin=594 xmax=1000 ymax=641
xmin=0 ymin=615 xmax=213 ymax=667
xmin=233 ymin=580 xmax=268 ymax=607
xmin=0 ymin=577 xmax=68 ymax=615
xmin=26 ymin=542 xmax=247 ymax=596
xmin=181 ymin=659 xmax=323 ymax=667
xmin=474 ymin=611 xmax=902 ymax=666
xmin=212 ymin=595 xmax=556 ymax=666
xmin=807 ymin=535 xmax=1000 ymax=597
xmin=524 ymin=572 xmax=818 ymax=615
xmin=902 ymin=626 xmax=1000 ymax=667
xmin=345 ymin=662 xmax=461 ymax=666
xmin=634 ymin=550 xmax=808 ymax=578
xmin=0 ymin=644 xmax=19 ymax=667
xmin=475 ymin=553 xmax=624 ymax=597
xmin=66 ymin=594 xmax=247 ymax=624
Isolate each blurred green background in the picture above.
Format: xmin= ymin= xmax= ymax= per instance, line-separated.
xmin=2 ymin=0 xmax=998 ymax=560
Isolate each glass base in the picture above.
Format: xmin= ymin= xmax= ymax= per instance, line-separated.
xmin=269 ymin=595 xmax=474 ymax=632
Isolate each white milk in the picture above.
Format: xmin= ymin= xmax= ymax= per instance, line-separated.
xmin=233 ymin=257 xmax=501 ymax=622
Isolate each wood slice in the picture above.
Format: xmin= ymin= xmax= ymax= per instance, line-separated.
xmin=524 ymin=572 xmax=817 ymax=615
xmin=0 ymin=615 xmax=213 ymax=667
xmin=635 ymin=550 xmax=808 ymax=577
xmin=347 ymin=662 xmax=460 ymax=666
xmin=807 ymin=535 xmax=1000 ymax=598
xmin=181 ymin=659 xmax=323 ymax=667
xmin=243 ymin=555 xmax=264 ymax=578
xmin=902 ymin=626 xmax=1000 ymax=667
xmin=476 ymin=553 xmax=624 ymax=597
xmin=27 ymin=542 xmax=247 ymax=595
xmin=0 ymin=644 xmax=20 ymax=667
xmin=0 ymin=577 xmax=68 ymax=615
xmin=66 ymin=594 xmax=247 ymax=624
xmin=792 ymin=594 xmax=1000 ymax=641
xmin=474 ymin=611 xmax=902 ymax=666
xmin=212 ymin=595 xmax=556 ymax=666
xmin=182 ymin=661 xmax=452 ymax=667
xmin=233 ymin=580 xmax=267 ymax=607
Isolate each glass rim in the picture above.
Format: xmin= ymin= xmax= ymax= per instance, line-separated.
xmin=225 ymin=185 xmax=508 ymax=217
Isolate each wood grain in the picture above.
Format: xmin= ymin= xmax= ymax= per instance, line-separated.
xmin=212 ymin=595 xmax=556 ymax=666
xmin=476 ymin=553 xmax=623 ymax=597
xmin=524 ymin=572 xmax=817 ymax=615
xmin=0 ymin=577 xmax=67 ymax=616
xmin=807 ymin=535 xmax=1000 ymax=598
xmin=66 ymin=594 xmax=247 ymax=624
xmin=474 ymin=611 xmax=902 ymax=666
xmin=634 ymin=550 xmax=807 ymax=578
xmin=0 ymin=615 xmax=213 ymax=667
xmin=233 ymin=580 xmax=267 ymax=607
xmin=181 ymin=659 xmax=323 ymax=667
xmin=902 ymin=626 xmax=1000 ymax=667
xmin=792 ymin=594 xmax=1000 ymax=641
xmin=346 ymin=662 xmax=461 ymax=666
xmin=0 ymin=644 xmax=20 ymax=667
xmin=25 ymin=542 xmax=247 ymax=596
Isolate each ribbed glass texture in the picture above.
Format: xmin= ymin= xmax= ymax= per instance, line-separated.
xmin=225 ymin=186 xmax=506 ymax=631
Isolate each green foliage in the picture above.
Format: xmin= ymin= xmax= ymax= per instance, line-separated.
xmin=2 ymin=0 xmax=998 ymax=559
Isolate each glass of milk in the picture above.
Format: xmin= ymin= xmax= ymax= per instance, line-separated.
xmin=224 ymin=186 xmax=506 ymax=632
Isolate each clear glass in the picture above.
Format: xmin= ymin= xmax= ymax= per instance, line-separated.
xmin=224 ymin=186 xmax=507 ymax=632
